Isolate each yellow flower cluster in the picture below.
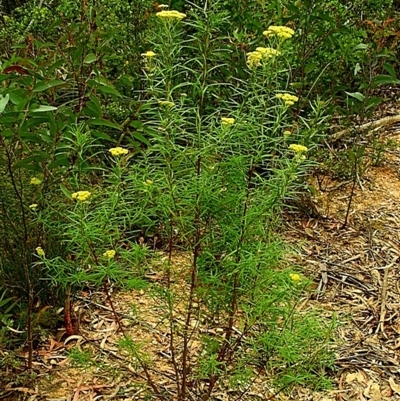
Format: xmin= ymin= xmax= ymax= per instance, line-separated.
xmin=141 ymin=51 xmax=156 ymax=58
xmin=158 ymin=100 xmax=175 ymax=108
xmin=29 ymin=204 xmax=38 ymax=210
xmin=144 ymin=179 xmax=154 ymax=186
xmin=247 ymin=47 xmax=280 ymax=69
xmin=30 ymin=177 xmax=42 ymax=185
xmin=158 ymin=4 xmax=169 ymax=9
xmin=256 ymin=47 xmax=280 ymax=58
xmin=246 ymin=51 xmax=262 ymax=69
xmin=72 ymin=191 xmax=91 ymax=202
xmin=276 ymin=93 xmax=299 ymax=106
xmin=156 ymin=10 xmax=186 ymax=20
xmin=36 ymin=247 xmax=45 ymax=257
xmin=103 ymin=250 xmax=116 ymax=259
xmin=263 ymin=25 xmax=295 ymax=40
xmin=289 ymin=144 xmax=308 ymax=153
xmin=221 ymin=117 xmax=235 ymax=126
xmin=109 ymin=147 xmax=129 ymax=157
xmin=290 ymin=273 xmax=301 ymax=282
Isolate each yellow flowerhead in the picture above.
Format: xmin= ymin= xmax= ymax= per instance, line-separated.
xmin=158 ymin=100 xmax=175 ymax=108
xmin=246 ymin=51 xmax=262 ymax=69
xmin=263 ymin=25 xmax=295 ymax=40
xmin=289 ymin=144 xmax=308 ymax=153
xmin=156 ymin=10 xmax=186 ymax=20
xmin=158 ymin=4 xmax=169 ymax=9
xmin=72 ymin=191 xmax=92 ymax=202
xmin=29 ymin=204 xmax=38 ymax=210
xmin=109 ymin=147 xmax=129 ymax=157
xmin=283 ymin=130 xmax=292 ymax=137
xmin=290 ymin=273 xmax=301 ymax=282
xmin=36 ymin=247 xmax=45 ymax=257
xmin=221 ymin=117 xmax=235 ymax=126
xmin=103 ymin=250 xmax=116 ymax=259
xmin=256 ymin=47 xmax=280 ymax=59
xmin=141 ymin=51 xmax=156 ymax=58
xmin=276 ymin=93 xmax=299 ymax=106
xmin=144 ymin=179 xmax=154 ymax=186
xmin=30 ymin=177 xmax=42 ymax=185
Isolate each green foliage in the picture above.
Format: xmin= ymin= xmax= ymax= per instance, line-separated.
xmin=255 ymin=310 xmax=336 ymax=390
xmin=68 ymin=347 xmax=100 ymax=369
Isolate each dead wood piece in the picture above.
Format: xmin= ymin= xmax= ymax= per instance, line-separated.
xmin=332 ymin=115 xmax=400 ymax=141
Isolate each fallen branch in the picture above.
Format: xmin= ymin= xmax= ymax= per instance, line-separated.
xmin=332 ymin=115 xmax=400 ymax=141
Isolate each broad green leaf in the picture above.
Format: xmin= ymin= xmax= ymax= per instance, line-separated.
xmin=60 ymin=184 xmax=72 ymax=199
xmin=304 ymin=63 xmax=317 ymax=74
xmin=83 ymin=54 xmax=97 ymax=64
xmin=91 ymin=130 xmax=112 ymax=140
xmin=16 ymin=154 xmax=46 ymax=164
xmin=372 ymin=75 xmax=400 ymax=87
xmin=84 ymin=95 xmax=102 ymax=118
xmin=131 ymin=131 xmax=150 ymax=146
xmin=31 ymin=105 xmax=58 ymax=113
xmin=383 ymin=63 xmax=397 ymax=79
xmin=9 ymin=89 xmax=28 ymax=107
xmin=97 ymin=85 xmax=122 ymax=97
xmin=14 ymin=160 xmax=42 ymax=172
xmin=32 ymin=80 xmax=65 ymax=92
xmin=88 ymin=118 xmax=121 ymax=130
xmin=365 ymin=96 xmax=383 ymax=110
xmin=27 ymin=116 xmax=51 ymax=128
xmin=0 ymin=130 xmax=13 ymax=138
xmin=345 ymin=91 xmax=365 ymax=102
xmin=49 ymin=157 xmax=69 ymax=170
xmin=0 ymin=94 xmax=10 ymax=113
xmin=354 ymin=63 xmax=361 ymax=76
xmin=130 ymin=120 xmax=143 ymax=129
xmin=35 ymin=41 xmax=56 ymax=49
xmin=353 ymin=43 xmax=368 ymax=51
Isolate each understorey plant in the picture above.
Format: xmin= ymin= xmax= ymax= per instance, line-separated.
xmin=119 ymin=2 xmax=335 ymax=399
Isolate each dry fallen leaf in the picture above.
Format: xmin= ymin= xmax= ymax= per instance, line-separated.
xmin=364 ymin=380 xmax=381 ymax=400
xmin=389 ymin=377 xmax=400 ymax=394
xmin=346 ymin=372 xmax=365 ymax=384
